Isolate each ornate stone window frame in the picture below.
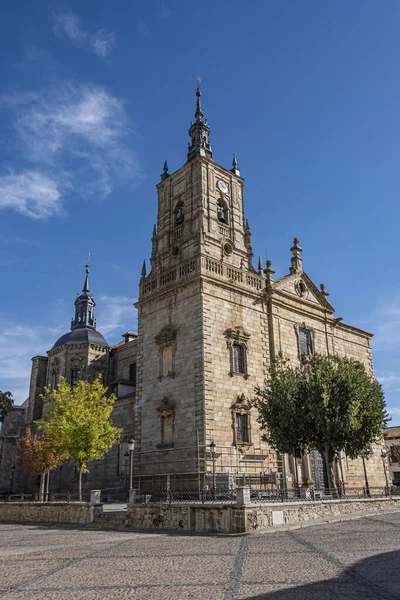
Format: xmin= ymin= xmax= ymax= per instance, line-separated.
xmin=155 ymin=325 xmax=177 ymax=380
xmin=217 ymin=197 xmax=230 ymax=225
xmin=156 ymin=396 xmax=176 ymax=449
xmin=231 ymin=394 xmax=252 ymax=449
xmin=225 ymin=326 xmax=250 ymax=379
xmin=294 ymin=322 xmax=315 ymax=362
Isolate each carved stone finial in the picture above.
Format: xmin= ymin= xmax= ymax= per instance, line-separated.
xmin=141 ymin=260 xmax=147 ymax=278
xmin=160 ymin=160 xmax=169 ymax=181
xmin=264 ymin=259 xmax=276 ymax=288
xmin=320 ymin=283 xmax=329 ymax=298
xmin=152 ymin=224 xmax=157 ymax=239
xmin=289 ymin=237 xmax=303 ymax=275
xmin=231 ymin=152 xmax=241 ymax=176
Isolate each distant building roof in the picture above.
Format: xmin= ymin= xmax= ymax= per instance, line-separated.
xmin=51 ymin=328 xmax=108 ymax=350
xmin=384 ymin=426 xmax=400 ymax=439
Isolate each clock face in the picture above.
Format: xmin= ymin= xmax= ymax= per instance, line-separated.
xmin=217 ymin=179 xmax=228 ymax=194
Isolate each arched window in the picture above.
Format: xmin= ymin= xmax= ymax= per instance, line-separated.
xmin=217 ymin=200 xmax=228 ymax=224
xmin=174 ymin=201 xmax=184 ymax=226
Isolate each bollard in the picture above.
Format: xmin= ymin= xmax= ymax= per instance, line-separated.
xmin=236 ymin=486 xmax=251 ymax=506
xmin=90 ymin=490 xmax=102 ymax=505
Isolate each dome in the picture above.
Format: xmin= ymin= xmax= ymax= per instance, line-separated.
xmin=51 ymin=328 xmax=108 ymax=351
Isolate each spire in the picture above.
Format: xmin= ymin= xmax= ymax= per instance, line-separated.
xmin=264 ymin=260 xmax=275 ymax=288
xmin=152 ymin=223 xmax=157 ymax=239
xmin=231 ymin=153 xmax=240 ymax=176
xmin=141 ymin=260 xmax=147 ymax=279
xmin=160 ymin=160 xmax=169 ymax=181
xmin=195 ymin=79 xmax=203 ymax=121
xmin=187 ymin=77 xmax=212 ymax=161
xmin=71 ymin=259 xmax=97 ymax=331
xmin=289 ymin=237 xmax=303 ymax=274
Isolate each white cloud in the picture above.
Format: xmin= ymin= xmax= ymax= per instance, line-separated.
xmin=377 ymin=373 xmax=400 ymax=387
xmin=136 ymin=19 xmax=149 ymax=35
xmin=0 ymin=170 xmax=62 ymax=219
xmin=53 ymin=12 xmax=116 ymax=57
xmin=0 ymin=84 xmax=139 ymax=218
xmin=0 ymin=322 xmax=64 ymax=406
xmin=373 ymin=299 xmax=400 ymax=351
xmin=97 ymin=295 xmax=137 ymax=337
xmin=387 ymin=406 xmax=400 ymax=417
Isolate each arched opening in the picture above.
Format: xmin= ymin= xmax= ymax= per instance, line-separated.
xmin=174 ymin=201 xmax=184 ymax=227
xmin=217 ymin=199 xmax=229 ymax=224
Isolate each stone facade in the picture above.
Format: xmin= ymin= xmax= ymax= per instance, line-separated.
xmin=0 ymin=85 xmax=387 ymax=495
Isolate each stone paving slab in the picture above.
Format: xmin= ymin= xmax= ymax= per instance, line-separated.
xmin=0 ymin=513 xmax=399 ymax=599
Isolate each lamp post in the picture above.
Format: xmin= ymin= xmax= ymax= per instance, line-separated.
xmin=10 ymin=466 xmax=16 ymax=494
xmin=381 ymin=449 xmax=390 ymax=496
xmin=128 ymin=438 xmax=136 ymax=490
xmin=361 ymin=448 xmax=371 ymax=498
xmin=210 ymin=441 xmax=216 ymax=494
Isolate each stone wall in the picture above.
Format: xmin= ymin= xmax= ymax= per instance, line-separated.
xmin=0 ymin=502 xmax=95 ymax=525
xmin=127 ymin=497 xmax=400 ymax=534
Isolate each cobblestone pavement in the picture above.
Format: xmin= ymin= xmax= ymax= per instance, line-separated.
xmin=0 ymin=512 xmax=400 ymax=599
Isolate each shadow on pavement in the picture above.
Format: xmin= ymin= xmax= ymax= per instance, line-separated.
xmin=243 ymin=550 xmax=400 ymax=599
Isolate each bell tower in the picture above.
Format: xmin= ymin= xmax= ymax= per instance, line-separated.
xmin=135 ymin=82 xmax=266 ymax=469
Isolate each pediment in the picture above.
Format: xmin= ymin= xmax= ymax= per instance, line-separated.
xmin=271 ymin=271 xmax=334 ymax=312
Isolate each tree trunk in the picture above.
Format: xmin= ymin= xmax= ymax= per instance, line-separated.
xmin=78 ymin=466 xmax=82 ymax=502
xmin=323 ymin=447 xmax=337 ymax=494
xmin=39 ymin=473 xmax=45 ymax=502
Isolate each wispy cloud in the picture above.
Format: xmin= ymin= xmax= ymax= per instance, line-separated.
xmin=97 ymin=295 xmax=137 ymax=336
xmin=377 ymin=372 xmax=400 ymax=389
xmin=373 ymin=299 xmax=400 ymax=351
xmin=136 ymin=19 xmax=149 ymax=36
xmin=0 ymin=84 xmax=139 ymax=219
xmin=387 ymin=406 xmax=400 ymax=417
xmin=53 ymin=12 xmax=116 ymax=57
xmin=0 ymin=322 xmax=64 ymax=406
xmin=0 ymin=170 xmax=62 ymax=219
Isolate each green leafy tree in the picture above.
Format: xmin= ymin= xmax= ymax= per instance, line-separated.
xmin=0 ymin=391 xmax=13 ymax=422
xmin=253 ymin=354 xmax=389 ymax=490
xmin=38 ymin=376 xmax=121 ymax=501
xmin=18 ymin=427 xmax=66 ymax=501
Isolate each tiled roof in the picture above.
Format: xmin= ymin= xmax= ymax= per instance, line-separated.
xmin=384 ymin=426 xmax=400 ymax=439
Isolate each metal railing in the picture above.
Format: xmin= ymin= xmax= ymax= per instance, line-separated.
xmin=249 ymin=486 xmax=391 ymax=503
xmin=0 ymin=491 xmax=91 ymax=503
xmin=134 ymin=488 xmax=237 ymax=505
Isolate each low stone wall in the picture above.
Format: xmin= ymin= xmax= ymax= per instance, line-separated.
xmin=127 ymin=504 xmax=246 ymax=533
xmin=245 ymin=497 xmax=400 ymax=531
xmin=128 ymin=497 xmax=400 ymax=534
xmin=0 ymin=502 xmax=95 ymax=525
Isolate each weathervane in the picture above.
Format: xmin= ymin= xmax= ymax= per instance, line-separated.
xmin=85 ymin=252 xmax=91 ymax=272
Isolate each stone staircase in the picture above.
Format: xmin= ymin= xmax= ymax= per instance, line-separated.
xmin=92 ymin=504 xmax=129 ymax=529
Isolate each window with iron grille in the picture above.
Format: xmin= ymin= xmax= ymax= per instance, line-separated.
xmin=70 ymin=369 xmax=80 ymax=386
xmin=233 ymin=343 xmax=245 ymax=373
xmin=236 ymin=413 xmax=250 ymax=443
xmin=299 ymin=327 xmax=313 ymax=357
xmin=390 ymin=445 xmax=400 ymax=463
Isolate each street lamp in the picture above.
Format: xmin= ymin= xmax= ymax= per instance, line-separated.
xmin=209 ymin=441 xmax=216 ymax=493
xmin=381 ymin=449 xmax=390 ymax=496
xmin=128 ymin=438 xmax=136 ymax=490
xmin=361 ymin=448 xmax=372 ymax=498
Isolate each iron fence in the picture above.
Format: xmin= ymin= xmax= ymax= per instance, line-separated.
xmin=134 ymin=488 xmax=237 ymax=505
xmin=0 ymin=491 xmax=91 ymax=503
xmin=249 ymin=486 xmax=391 ymax=503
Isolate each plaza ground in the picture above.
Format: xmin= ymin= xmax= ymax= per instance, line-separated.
xmin=0 ymin=512 xmax=400 ymax=599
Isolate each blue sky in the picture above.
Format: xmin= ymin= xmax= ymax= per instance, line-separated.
xmin=0 ymin=1 xmax=399 ymax=423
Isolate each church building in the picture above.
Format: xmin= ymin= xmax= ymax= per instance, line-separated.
xmin=0 ymin=84 xmax=387 ymax=495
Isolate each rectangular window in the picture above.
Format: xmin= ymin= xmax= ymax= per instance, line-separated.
xmin=161 ymin=414 xmax=173 ymax=445
xmin=162 ymin=346 xmax=173 ymax=377
xmin=233 ymin=344 xmax=245 ymax=373
xmin=129 ymin=363 xmax=137 ymax=385
xmin=299 ymin=328 xmax=313 ymax=357
xmin=70 ymin=369 xmax=80 ymax=386
xmin=236 ymin=413 xmax=249 ymax=443
xmin=390 ymin=445 xmax=400 ymax=463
